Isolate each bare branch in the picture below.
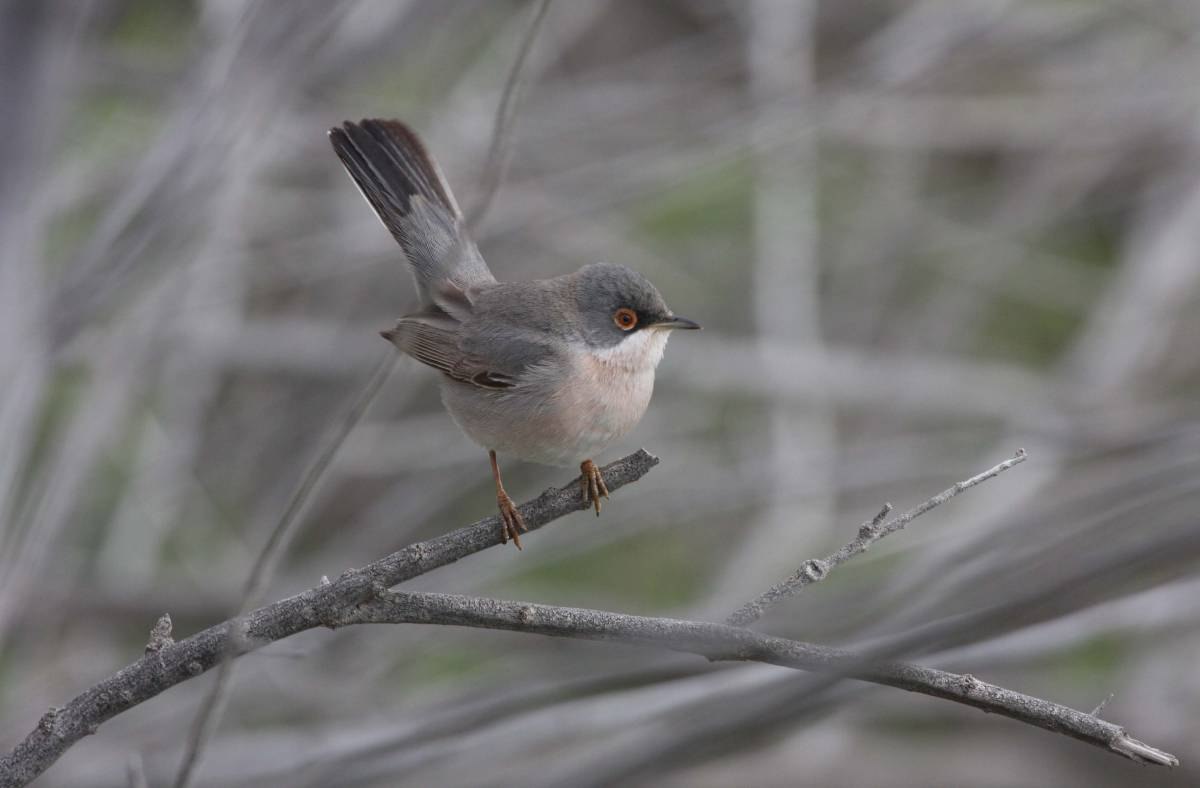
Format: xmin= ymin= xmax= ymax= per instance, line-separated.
xmin=727 ymin=450 xmax=1028 ymax=627
xmin=0 ymin=446 xmax=1178 ymax=786
xmin=340 ymin=590 xmax=1178 ymax=768
xmin=0 ymin=451 xmax=659 ymax=788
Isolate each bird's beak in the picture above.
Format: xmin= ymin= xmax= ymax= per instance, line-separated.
xmin=652 ymin=315 xmax=701 ymax=330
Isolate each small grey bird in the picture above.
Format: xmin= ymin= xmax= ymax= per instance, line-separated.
xmin=329 ymin=119 xmax=699 ymax=549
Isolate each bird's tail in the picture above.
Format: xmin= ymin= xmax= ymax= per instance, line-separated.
xmin=329 ymin=119 xmax=494 ymax=301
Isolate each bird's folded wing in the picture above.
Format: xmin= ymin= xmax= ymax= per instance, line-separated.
xmin=384 ymin=315 xmax=555 ymax=391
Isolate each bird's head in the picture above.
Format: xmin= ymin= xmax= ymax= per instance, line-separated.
xmin=571 ymin=263 xmax=700 ymax=370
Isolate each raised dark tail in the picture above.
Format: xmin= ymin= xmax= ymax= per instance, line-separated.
xmin=329 ymin=119 xmax=494 ymax=300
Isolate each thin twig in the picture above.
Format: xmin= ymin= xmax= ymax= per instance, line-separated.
xmin=726 ymin=450 xmax=1028 ymax=626
xmin=0 ymin=451 xmax=660 ymax=788
xmin=172 ymin=352 xmax=396 ymax=788
xmin=466 ymin=0 xmax=553 ymax=232
xmin=125 ymin=753 xmax=147 ymax=788
xmin=242 ymin=355 xmax=398 ymax=609
xmin=340 ymin=590 xmax=1178 ymax=768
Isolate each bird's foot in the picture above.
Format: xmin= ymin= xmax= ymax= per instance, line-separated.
xmin=580 ymin=459 xmax=610 ymax=516
xmin=497 ymin=491 xmax=526 ymax=549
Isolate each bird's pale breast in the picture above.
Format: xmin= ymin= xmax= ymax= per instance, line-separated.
xmin=441 ymin=329 xmax=669 ymax=466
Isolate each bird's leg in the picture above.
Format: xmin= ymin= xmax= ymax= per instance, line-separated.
xmin=490 ymin=450 xmax=526 ymax=549
xmin=580 ymin=458 xmax=610 ymax=516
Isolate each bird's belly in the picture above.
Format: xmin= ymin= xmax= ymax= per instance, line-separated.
xmin=440 ymin=364 xmax=655 ymax=467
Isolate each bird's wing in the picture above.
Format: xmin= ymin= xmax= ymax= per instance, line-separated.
xmin=384 ymin=314 xmax=558 ymax=391
xmin=329 ymin=119 xmax=496 ymax=308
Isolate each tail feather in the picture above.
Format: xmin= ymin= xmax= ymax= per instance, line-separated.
xmin=329 ymin=119 xmax=494 ymax=302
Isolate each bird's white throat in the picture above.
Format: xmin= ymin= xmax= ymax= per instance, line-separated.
xmin=588 ymin=328 xmax=670 ymax=372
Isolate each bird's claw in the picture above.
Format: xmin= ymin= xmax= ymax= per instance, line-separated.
xmin=497 ymin=492 xmax=526 ymax=549
xmin=580 ymin=459 xmax=610 ymax=516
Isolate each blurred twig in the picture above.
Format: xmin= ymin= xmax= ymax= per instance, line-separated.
xmin=466 ymin=0 xmax=553 ymax=232
xmin=172 ymin=351 xmax=396 ymax=788
xmin=727 ymin=450 xmax=1028 ymax=626
xmin=0 ymin=451 xmax=660 ymax=788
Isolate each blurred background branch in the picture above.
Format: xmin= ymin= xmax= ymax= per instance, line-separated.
xmin=171 ymin=351 xmax=395 ymax=788
xmin=2 ymin=0 xmax=1200 ymax=785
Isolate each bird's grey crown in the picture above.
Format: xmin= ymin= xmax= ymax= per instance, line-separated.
xmin=572 ymin=263 xmax=672 ymax=349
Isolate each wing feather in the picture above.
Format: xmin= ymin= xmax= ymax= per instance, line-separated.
xmin=383 ymin=315 xmax=545 ymax=391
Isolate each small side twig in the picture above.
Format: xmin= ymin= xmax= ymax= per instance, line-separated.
xmin=727 ymin=450 xmax=1028 ymax=627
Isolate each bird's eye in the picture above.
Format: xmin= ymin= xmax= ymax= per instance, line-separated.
xmin=613 ymin=308 xmax=638 ymax=331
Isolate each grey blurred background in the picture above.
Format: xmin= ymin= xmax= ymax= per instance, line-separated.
xmin=2 ymin=0 xmax=1200 ymax=785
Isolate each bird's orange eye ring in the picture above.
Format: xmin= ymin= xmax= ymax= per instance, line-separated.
xmin=613 ymin=308 xmax=638 ymax=331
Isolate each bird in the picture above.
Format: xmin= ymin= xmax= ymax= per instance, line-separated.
xmin=328 ymin=119 xmax=699 ymax=549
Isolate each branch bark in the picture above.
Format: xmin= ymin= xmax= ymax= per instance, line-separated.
xmin=342 ymin=589 xmax=1178 ymax=769
xmin=0 ymin=450 xmax=659 ymax=788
